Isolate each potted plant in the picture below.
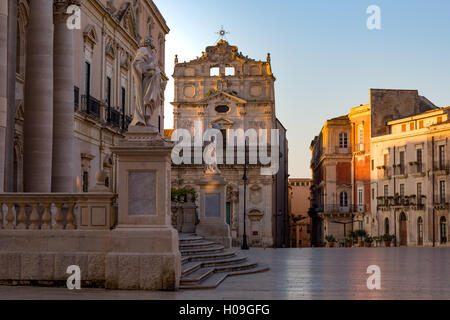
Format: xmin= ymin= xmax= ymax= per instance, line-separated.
xmin=355 ymin=229 xmax=367 ymax=247
xmin=364 ymin=236 xmax=374 ymax=247
xmin=325 ymin=235 xmax=337 ymax=247
xmin=344 ymin=236 xmax=353 ymax=247
xmin=349 ymin=231 xmax=358 ymax=245
xmin=373 ymin=236 xmax=382 ymax=247
xmin=382 ymin=233 xmax=393 ymax=247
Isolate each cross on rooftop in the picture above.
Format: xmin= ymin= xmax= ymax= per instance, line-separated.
xmin=216 ymin=26 xmax=229 ymax=42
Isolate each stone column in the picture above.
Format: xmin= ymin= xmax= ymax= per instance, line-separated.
xmin=23 ymin=0 xmax=54 ymax=192
xmin=52 ymin=1 xmax=75 ymax=192
xmin=3 ymin=0 xmax=17 ymax=192
xmin=0 ymin=1 xmax=8 ymax=192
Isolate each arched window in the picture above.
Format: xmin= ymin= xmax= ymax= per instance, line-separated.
xmin=339 ymin=192 xmax=348 ymax=207
xmin=339 ymin=132 xmax=348 ymax=148
xmin=384 ymin=218 xmax=390 ymax=235
xmin=440 ymin=217 xmax=447 ymax=244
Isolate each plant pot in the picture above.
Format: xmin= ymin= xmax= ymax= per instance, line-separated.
xmin=345 ymin=242 xmax=352 ymax=248
xmin=365 ymin=242 xmax=372 ymax=247
xmin=359 ymin=240 xmax=364 ymax=247
xmin=328 ymin=242 xmax=335 ymax=248
xmin=384 ymin=240 xmax=391 ymax=247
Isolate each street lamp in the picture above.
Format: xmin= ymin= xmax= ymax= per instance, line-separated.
xmin=241 ymin=143 xmax=249 ymax=250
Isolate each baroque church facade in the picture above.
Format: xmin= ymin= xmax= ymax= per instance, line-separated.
xmin=169 ymin=40 xmax=289 ymax=248
xmin=0 ymin=0 xmax=169 ymax=194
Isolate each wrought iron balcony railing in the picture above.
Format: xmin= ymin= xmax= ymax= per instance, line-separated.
xmin=318 ymin=204 xmax=367 ymax=214
xmin=81 ymin=95 xmax=101 ymax=119
xmin=433 ymin=161 xmax=449 ymax=174
xmin=393 ymin=165 xmax=407 ymax=177
xmin=409 ymin=162 xmax=425 ymax=176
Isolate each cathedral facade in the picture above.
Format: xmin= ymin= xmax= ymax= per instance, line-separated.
xmin=0 ymin=0 xmax=168 ymax=194
xmin=169 ymin=40 xmax=289 ymax=247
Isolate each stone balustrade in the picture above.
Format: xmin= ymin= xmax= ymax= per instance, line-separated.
xmin=0 ymin=193 xmax=117 ymax=231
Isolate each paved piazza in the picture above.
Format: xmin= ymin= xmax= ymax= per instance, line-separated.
xmin=0 ymin=248 xmax=449 ymax=300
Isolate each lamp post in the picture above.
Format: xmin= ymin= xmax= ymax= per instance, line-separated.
xmin=241 ymin=144 xmax=249 ymax=250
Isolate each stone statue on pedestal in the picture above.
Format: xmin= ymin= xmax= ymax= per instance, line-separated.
xmin=131 ymin=36 xmax=166 ymax=127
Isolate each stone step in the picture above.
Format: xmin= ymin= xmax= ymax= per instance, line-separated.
xmin=180 ymin=267 xmax=214 ymax=285
xmin=181 ymin=249 xmax=238 ymax=264
xmin=180 ymin=272 xmax=228 ymax=290
xmin=228 ymin=264 xmax=270 ymax=277
xmin=212 ymin=261 xmax=258 ymax=273
xmin=179 ymin=240 xmax=216 ymax=249
xmin=180 ymin=245 xmax=225 ymax=256
xmin=181 ymin=254 xmax=249 ymax=277
xmin=180 ymin=265 xmax=270 ymax=290
xmin=179 ymin=234 xmax=203 ymax=243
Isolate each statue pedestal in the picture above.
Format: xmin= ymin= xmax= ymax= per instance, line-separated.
xmin=108 ymin=126 xmax=181 ymax=290
xmin=196 ymin=173 xmax=231 ymax=248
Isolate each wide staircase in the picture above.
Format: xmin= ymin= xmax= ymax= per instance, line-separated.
xmin=179 ymin=234 xmax=269 ymax=289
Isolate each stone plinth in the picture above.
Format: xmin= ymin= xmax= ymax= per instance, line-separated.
xmin=109 ymin=126 xmax=181 ymax=290
xmin=196 ymin=173 xmax=231 ymax=248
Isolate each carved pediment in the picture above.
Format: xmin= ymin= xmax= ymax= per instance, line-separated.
xmin=199 ymin=91 xmax=247 ymax=105
xmin=210 ymin=117 xmax=234 ymax=129
xmin=105 ymin=41 xmax=116 ymax=59
xmin=83 ymin=25 xmax=98 ymax=48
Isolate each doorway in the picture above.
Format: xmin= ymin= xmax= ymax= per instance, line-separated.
xmin=417 ymin=217 xmax=423 ymax=246
xmin=399 ymin=212 xmax=407 ymax=246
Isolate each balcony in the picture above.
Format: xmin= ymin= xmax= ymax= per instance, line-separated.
xmin=409 ymin=162 xmax=425 ymax=177
xmin=433 ymin=161 xmax=449 ymax=176
xmin=377 ymin=166 xmax=391 ymax=180
xmin=353 ymin=143 xmax=365 ymax=155
xmin=393 ymin=165 xmax=407 ymax=178
xmin=320 ymin=204 xmax=367 ymax=214
xmin=334 ymin=146 xmax=351 ymax=154
xmin=108 ymin=108 xmax=121 ymax=128
xmin=434 ymin=196 xmax=449 ymax=210
xmin=81 ymin=95 xmax=101 ymax=119
xmin=377 ymin=195 xmax=426 ymax=211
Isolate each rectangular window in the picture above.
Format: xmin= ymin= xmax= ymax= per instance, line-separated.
xmin=106 ymin=77 xmax=111 ymax=108
xmin=372 ymin=188 xmax=375 ymax=200
xmin=440 ymin=181 xmax=446 ymax=204
xmin=359 ymin=127 xmax=364 ymax=144
xmin=384 ymin=153 xmax=389 ymax=167
xmin=400 ymin=184 xmax=405 ymax=198
xmin=371 ymin=159 xmax=374 ymax=171
xmin=419 ymin=120 xmax=424 ymax=129
xmin=410 ymin=122 xmax=415 ymax=131
xmin=84 ymin=62 xmax=91 ymax=97
xmin=339 ymin=133 xmax=348 ymax=148
xmin=437 ymin=116 xmax=442 ymax=124
xmin=439 ymin=145 xmax=445 ymax=168
xmin=384 ymin=185 xmax=388 ymax=197
xmin=417 ymin=183 xmax=422 ymax=203
xmin=401 ymin=124 xmax=406 ymax=132
xmin=358 ymin=188 xmax=363 ymax=205
xmin=82 ymin=171 xmax=89 ymax=193
xmin=417 ymin=148 xmax=422 ymax=164
xmin=399 ymin=151 xmax=405 ymax=174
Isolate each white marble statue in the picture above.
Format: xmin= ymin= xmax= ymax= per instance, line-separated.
xmin=131 ymin=37 xmax=165 ymax=127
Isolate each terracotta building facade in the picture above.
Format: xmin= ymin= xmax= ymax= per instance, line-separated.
xmin=310 ymin=89 xmax=449 ymax=247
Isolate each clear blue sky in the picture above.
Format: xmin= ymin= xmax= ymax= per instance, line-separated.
xmin=154 ymin=0 xmax=450 ymax=178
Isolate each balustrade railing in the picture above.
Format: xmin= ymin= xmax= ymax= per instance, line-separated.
xmin=0 ymin=193 xmax=117 ymax=231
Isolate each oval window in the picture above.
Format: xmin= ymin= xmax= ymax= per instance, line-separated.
xmin=215 ymin=105 xmax=230 ymax=113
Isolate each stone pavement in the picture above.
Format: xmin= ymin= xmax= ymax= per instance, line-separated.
xmin=0 ymin=248 xmax=449 ymax=300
